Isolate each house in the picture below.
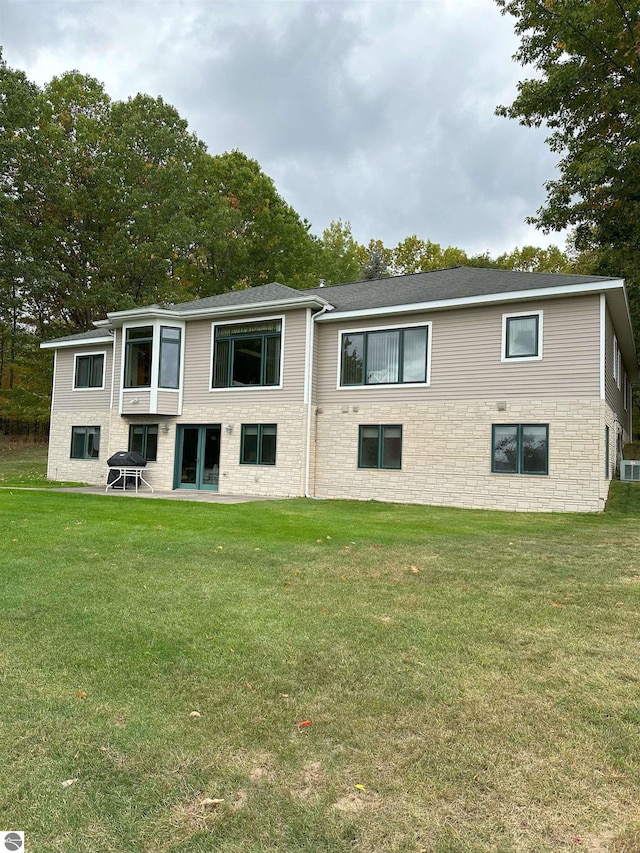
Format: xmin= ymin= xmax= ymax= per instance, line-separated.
xmin=41 ymin=267 xmax=638 ymax=512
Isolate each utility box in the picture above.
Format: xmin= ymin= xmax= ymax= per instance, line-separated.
xmin=620 ymin=460 xmax=640 ymax=482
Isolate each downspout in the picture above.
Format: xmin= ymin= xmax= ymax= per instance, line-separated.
xmin=304 ymin=303 xmax=331 ymax=497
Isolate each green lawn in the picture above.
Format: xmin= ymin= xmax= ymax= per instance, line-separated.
xmin=0 ymin=440 xmax=83 ymax=488
xmin=1 ymin=483 xmax=640 ymax=852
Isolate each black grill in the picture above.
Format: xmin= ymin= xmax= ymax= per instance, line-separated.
xmin=106 ymin=450 xmax=147 ymax=489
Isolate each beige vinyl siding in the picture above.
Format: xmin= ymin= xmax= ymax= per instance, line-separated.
xmin=604 ymin=307 xmax=634 ymax=440
xmin=316 ymin=295 xmax=601 ymax=405
xmin=182 ymin=309 xmax=308 ymax=406
xmin=156 ymin=391 xmax=180 ymax=415
xmin=121 ymin=390 xmax=151 ymax=415
xmin=52 ymin=345 xmax=113 ymax=411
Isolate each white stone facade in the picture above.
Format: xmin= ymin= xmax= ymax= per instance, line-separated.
xmin=310 ymin=399 xmax=618 ymax=513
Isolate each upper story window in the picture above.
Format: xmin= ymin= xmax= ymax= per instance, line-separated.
xmin=73 ymin=352 xmax=105 ymax=389
xmin=159 ymin=327 xmax=181 ymax=389
xmin=124 ymin=324 xmax=182 ymax=390
xmin=212 ymin=319 xmax=282 ymax=388
xmin=340 ymin=324 xmax=430 ymax=387
xmin=613 ymin=335 xmax=621 ymax=388
xmin=502 ymin=311 xmax=542 ymax=361
xmin=124 ymin=326 xmax=153 ymax=388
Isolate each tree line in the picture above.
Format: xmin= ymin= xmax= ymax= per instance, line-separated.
xmin=4 ymin=0 xmax=640 ymax=434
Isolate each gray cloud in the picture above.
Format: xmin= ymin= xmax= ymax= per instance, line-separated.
xmin=1 ymin=0 xmax=565 ymax=256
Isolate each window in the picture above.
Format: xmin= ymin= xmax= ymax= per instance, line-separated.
xmin=624 ymin=373 xmax=628 ymax=410
xmin=159 ymin=327 xmax=181 ymax=389
xmin=502 ymin=312 xmax=542 ymax=360
xmin=613 ymin=335 xmax=621 ymax=387
xmin=213 ymin=320 xmax=281 ymax=388
xmin=74 ymin=353 xmax=105 ymax=389
xmin=128 ymin=424 xmax=158 ymax=462
xmin=240 ymin=424 xmax=277 ymax=465
xmin=358 ymin=425 xmax=402 ymax=469
xmin=340 ymin=325 xmax=429 ymax=386
xmin=124 ymin=326 xmax=153 ymax=388
xmin=492 ymin=424 xmax=548 ymax=475
xmin=605 ymin=425 xmax=610 ymax=479
xmin=70 ymin=426 xmax=100 ymax=459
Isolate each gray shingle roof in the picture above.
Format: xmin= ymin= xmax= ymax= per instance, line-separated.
xmin=306 ymin=267 xmax=617 ymax=313
xmin=163 ymin=281 xmax=308 ymax=313
xmin=42 ymin=327 xmax=114 ymax=346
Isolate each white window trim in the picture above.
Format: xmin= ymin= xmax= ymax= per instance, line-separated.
xmin=335 ymin=320 xmax=432 ymax=390
xmin=209 ymin=314 xmax=285 ymax=392
xmin=624 ymin=373 xmax=628 ymax=410
xmin=72 ymin=350 xmax=107 ymax=391
xmin=501 ymin=310 xmax=543 ymax=362
xmin=119 ymin=320 xmax=185 ymax=415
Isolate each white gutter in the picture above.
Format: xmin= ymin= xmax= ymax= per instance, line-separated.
xmin=305 ymin=303 xmax=332 ymax=498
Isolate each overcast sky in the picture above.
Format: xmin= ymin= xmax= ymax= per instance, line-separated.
xmin=1 ymin=0 xmax=565 ymax=256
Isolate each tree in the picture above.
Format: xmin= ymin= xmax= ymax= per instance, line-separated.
xmin=360 ymin=239 xmax=391 ymax=280
xmin=496 ymin=0 xmax=640 ymax=333
xmin=315 ymin=219 xmax=362 ymax=285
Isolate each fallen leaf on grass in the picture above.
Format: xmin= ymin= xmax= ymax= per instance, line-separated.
xmin=552 ymin=602 xmax=564 ymax=608
xmin=200 ymin=798 xmax=224 ymax=808
xmin=410 ymin=566 xmax=420 ymax=574
xmin=188 ymin=711 xmax=202 ymax=719
xmin=355 ymin=784 xmax=366 ymax=791
xmin=571 ymin=837 xmax=583 ymax=845
xmin=297 ymin=720 xmax=312 ymax=730
xmin=245 ymin=681 xmax=253 ymax=690
xmin=77 ymin=690 xmax=88 ymax=699
xmin=61 ymin=778 xmax=78 ymax=788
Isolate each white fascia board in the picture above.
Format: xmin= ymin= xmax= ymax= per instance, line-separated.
xmin=40 ymin=335 xmax=114 ymax=350
xmin=314 ymin=279 xmax=627 ymax=323
xmin=105 ymin=296 xmax=332 ymax=325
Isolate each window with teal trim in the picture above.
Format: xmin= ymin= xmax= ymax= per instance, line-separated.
xmin=240 ymin=424 xmax=277 ymax=465
xmin=358 ymin=425 xmax=402 ymax=469
xmin=70 ymin=426 xmax=100 ymax=459
xmin=492 ymin=424 xmax=548 ymax=475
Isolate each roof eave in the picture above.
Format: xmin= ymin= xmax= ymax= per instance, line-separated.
xmin=103 ymin=295 xmax=332 ymax=326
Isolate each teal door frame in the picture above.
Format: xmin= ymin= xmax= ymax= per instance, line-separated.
xmin=174 ymin=424 xmax=221 ymax=491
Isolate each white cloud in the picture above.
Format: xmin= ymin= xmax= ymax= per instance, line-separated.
xmin=0 ymin=0 xmax=566 ymax=256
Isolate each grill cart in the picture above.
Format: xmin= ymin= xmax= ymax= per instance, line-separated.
xmin=106 ymin=451 xmax=153 ymax=493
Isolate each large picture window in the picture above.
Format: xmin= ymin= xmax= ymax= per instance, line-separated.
xmin=213 ymin=320 xmax=282 ymax=388
xmin=240 ymin=424 xmax=277 ymax=465
xmin=70 ymin=426 xmax=100 ymax=459
xmin=128 ymin=424 xmax=158 ymax=462
xmin=492 ymin=424 xmax=548 ymax=475
xmin=502 ymin=312 xmax=542 ymax=361
xmin=358 ymin=425 xmax=402 ymax=469
xmin=341 ymin=325 xmax=429 ymax=386
xmin=124 ymin=326 xmax=153 ymax=388
xmin=73 ymin=353 xmax=105 ymax=389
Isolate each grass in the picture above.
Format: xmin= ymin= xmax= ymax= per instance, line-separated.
xmin=0 ymin=439 xmax=84 ymax=488
xmin=1 ymin=481 xmax=640 ymax=853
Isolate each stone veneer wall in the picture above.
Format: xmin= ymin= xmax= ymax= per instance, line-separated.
xmin=47 ymin=411 xmax=111 ymax=485
xmin=310 ymin=398 xmax=611 ymax=513
xmin=48 ymin=399 xmax=619 ymax=513
xmin=105 ymin=403 xmax=309 ymax=497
